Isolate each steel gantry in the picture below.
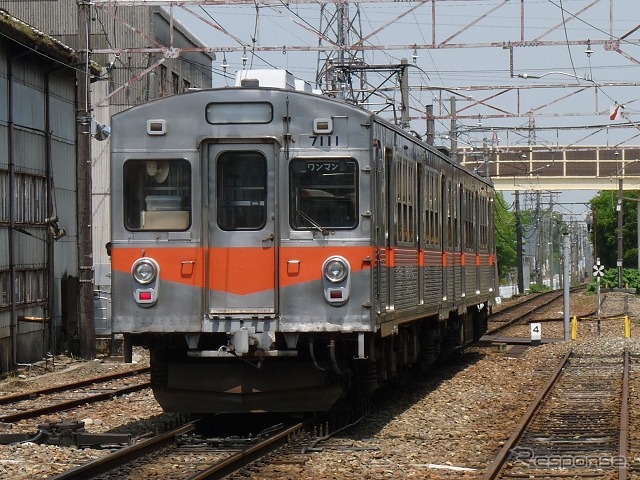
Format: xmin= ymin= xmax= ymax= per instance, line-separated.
xmin=85 ymin=0 xmax=640 ymax=140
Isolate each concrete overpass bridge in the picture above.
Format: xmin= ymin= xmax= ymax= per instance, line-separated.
xmin=459 ymin=145 xmax=640 ymax=191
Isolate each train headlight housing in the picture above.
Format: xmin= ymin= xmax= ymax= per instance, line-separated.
xmin=322 ymin=256 xmax=351 ymax=306
xmin=323 ymin=257 xmax=348 ymax=283
xmin=132 ymin=258 xmax=158 ymax=284
xmin=132 ymin=258 xmax=160 ymax=307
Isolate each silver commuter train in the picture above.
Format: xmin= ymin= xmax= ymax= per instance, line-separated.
xmin=110 ymin=74 xmax=497 ymax=413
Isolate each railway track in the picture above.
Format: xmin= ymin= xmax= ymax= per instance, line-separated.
xmin=486 ymin=286 xmax=584 ymax=338
xmin=483 ymin=349 xmax=631 ymax=479
xmin=48 ymin=420 xmax=308 ymax=480
xmin=48 ymin=402 xmax=369 ymax=478
xmin=0 ymin=367 xmax=151 ymax=423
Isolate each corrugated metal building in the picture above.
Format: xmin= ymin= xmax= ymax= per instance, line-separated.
xmin=0 ymin=11 xmax=82 ymax=371
xmin=0 ymin=2 xmax=214 ymax=340
xmin=0 ymin=3 xmax=214 ymax=285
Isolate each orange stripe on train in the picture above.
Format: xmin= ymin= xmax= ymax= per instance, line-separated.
xmin=111 ymin=247 xmax=206 ymax=287
xmin=112 ymin=245 xmax=493 ymax=295
xmin=111 ymin=245 xmax=375 ymax=295
xmin=279 ymin=246 xmax=375 ymax=288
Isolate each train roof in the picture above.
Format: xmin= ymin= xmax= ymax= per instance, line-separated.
xmin=113 ymin=84 xmax=493 ymax=190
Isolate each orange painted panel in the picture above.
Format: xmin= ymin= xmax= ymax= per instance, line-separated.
xmin=209 ymin=247 xmax=275 ymax=295
xmin=111 ymin=247 xmax=205 ymax=287
xmin=113 ymin=244 xmax=376 ymax=295
xmin=279 ymin=246 xmax=375 ymax=288
xmin=387 ymin=248 xmax=395 ymax=268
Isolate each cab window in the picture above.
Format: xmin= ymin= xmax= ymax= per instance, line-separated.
xmin=123 ymin=159 xmax=191 ymax=231
xmin=290 ymin=158 xmax=358 ymax=230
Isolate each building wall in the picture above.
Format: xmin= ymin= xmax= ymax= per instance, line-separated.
xmin=0 ymin=31 xmax=78 ymax=371
xmin=0 ymin=39 xmax=8 ymax=370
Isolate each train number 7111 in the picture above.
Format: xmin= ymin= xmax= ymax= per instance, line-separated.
xmin=310 ymin=135 xmax=339 ymax=147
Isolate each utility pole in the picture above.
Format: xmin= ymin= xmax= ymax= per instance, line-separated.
xmin=563 ymin=234 xmax=570 ymax=341
xmin=426 ymin=104 xmax=434 ymax=145
xmin=637 ymin=201 xmax=640 ymax=269
xmin=399 ymin=58 xmax=410 ymax=130
xmin=482 ymin=136 xmax=489 ymax=178
xmin=617 ymin=177 xmax=623 ymax=288
xmin=515 ymin=191 xmax=524 ymax=295
xmin=536 ymin=192 xmax=542 ymax=289
xmin=450 ymin=96 xmax=457 ymax=162
xmin=77 ymin=1 xmax=96 ymax=360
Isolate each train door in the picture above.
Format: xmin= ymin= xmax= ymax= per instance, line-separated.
xmin=475 ymin=191 xmax=482 ymax=297
xmin=417 ymin=163 xmax=424 ymax=305
xmin=374 ymin=143 xmax=392 ymax=315
xmin=442 ymin=177 xmax=451 ymax=302
xmin=206 ymin=143 xmax=277 ymax=314
xmin=383 ymin=147 xmax=394 ymax=312
xmin=460 ymin=186 xmax=467 ymax=299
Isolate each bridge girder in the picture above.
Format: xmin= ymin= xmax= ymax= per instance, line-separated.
xmin=459 ymin=145 xmax=640 ymax=191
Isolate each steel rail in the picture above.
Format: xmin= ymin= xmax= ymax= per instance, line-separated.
xmin=187 ymin=422 xmax=305 ymax=480
xmin=49 ymin=420 xmax=199 ymax=480
xmin=619 ymin=348 xmax=630 ymax=480
xmin=0 ymin=381 xmax=151 ymax=423
xmin=481 ymin=350 xmax=572 ymax=480
xmin=0 ymin=366 xmax=150 ymax=405
xmin=485 ymin=286 xmax=584 ymax=337
xmin=483 ymin=348 xmax=630 ymax=480
xmin=485 ymin=291 xmax=563 ymax=336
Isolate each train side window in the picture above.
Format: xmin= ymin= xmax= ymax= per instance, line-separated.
xmin=217 ymin=151 xmax=267 ymax=230
xmin=424 ymin=171 xmax=440 ymax=246
xmin=123 ymin=159 xmax=191 ymax=231
xmin=290 ymin=158 xmax=358 ymax=230
xmin=396 ymin=156 xmax=416 ymax=244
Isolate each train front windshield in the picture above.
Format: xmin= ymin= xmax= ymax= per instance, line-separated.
xmin=123 ymin=159 xmax=191 ymax=231
xmin=289 ymin=158 xmax=358 ymax=230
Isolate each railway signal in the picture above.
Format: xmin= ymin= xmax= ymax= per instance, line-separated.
xmin=593 ymin=263 xmax=604 ymax=278
xmin=594 ymin=259 xmax=603 ymax=336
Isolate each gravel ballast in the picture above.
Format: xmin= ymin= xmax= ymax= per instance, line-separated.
xmin=0 ymin=291 xmax=638 ymax=479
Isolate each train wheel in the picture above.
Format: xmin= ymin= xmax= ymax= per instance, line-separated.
xmin=418 ymin=329 xmax=438 ymax=372
xmin=351 ymin=359 xmax=378 ymax=403
xmin=473 ymin=305 xmax=489 ymax=341
xmin=149 ymin=349 xmax=168 ymax=388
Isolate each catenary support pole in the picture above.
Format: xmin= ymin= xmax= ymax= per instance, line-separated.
xmin=77 ymin=1 xmax=96 ymax=360
xmin=563 ymin=233 xmax=570 ymax=341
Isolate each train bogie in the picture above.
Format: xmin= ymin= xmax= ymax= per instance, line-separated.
xmin=110 ymin=76 xmax=496 ymax=413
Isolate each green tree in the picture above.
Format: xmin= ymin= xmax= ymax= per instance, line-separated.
xmin=494 ymin=192 xmax=517 ymax=279
xmin=589 ymin=190 xmax=638 ymax=269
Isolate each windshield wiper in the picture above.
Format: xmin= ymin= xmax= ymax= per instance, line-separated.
xmin=296 ymin=209 xmax=329 ymax=236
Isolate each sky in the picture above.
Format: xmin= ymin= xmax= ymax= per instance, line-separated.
xmin=162 ymin=0 xmax=640 ymax=218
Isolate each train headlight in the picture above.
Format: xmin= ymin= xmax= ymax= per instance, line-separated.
xmin=323 ymin=256 xmax=349 ymax=283
xmin=322 ymin=256 xmax=351 ymax=306
xmin=132 ymin=258 xmax=158 ymax=284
